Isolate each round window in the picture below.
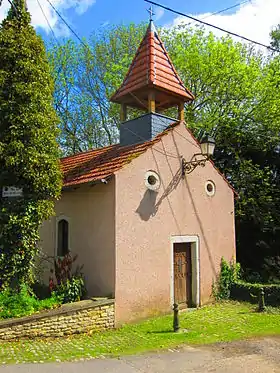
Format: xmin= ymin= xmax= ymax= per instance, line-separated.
xmin=205 ymin=180 xmax=216 ymax=196
xmin=145 ymin=171 xmax=161 ymax=191
xmin=147 ymin=175 xmax=157 ymax=185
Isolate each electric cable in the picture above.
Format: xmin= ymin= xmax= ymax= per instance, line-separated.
xmin=122 ymin=124 xmax=181 ymax=159
xmin=144 ymin=0 xmax=280 ymax=53
xmin=199 ymin=0 xmax=251 ymax=21
xmin=37 ymin=0 xmax=60 ymax=45
xmin=44 ymin=0 xmax=88 ymax=50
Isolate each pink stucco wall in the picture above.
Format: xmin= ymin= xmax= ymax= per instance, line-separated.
xmin=40 ymin=181 xmax=115 ymax=297
xmin=114 ymin=122 xmax=235 ymax=324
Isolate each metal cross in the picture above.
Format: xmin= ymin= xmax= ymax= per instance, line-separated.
xmin=147 ymin=5 xmax=155 ymax=21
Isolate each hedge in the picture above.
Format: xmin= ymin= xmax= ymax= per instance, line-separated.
xmin=231 ymin=281 xmax=280 ymax=306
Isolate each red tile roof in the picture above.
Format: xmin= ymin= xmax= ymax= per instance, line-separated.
xmin=111 ymin=21 xmax=194 ymax=106
xmin=61 ymin=121 xmax=180 ymax=188
xmin=61 ymin=121 xmax=235 ymax=196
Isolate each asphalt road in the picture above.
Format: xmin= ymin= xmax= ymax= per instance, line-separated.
xmin=1 ymin=337 xmax=280 ymax=372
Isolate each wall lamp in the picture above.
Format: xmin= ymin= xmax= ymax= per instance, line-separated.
xmin=182 ymin=135 xmax=215 ymax=176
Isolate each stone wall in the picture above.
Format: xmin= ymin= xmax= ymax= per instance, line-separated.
xmin=0 ymin=299 xmax=114 ymax=341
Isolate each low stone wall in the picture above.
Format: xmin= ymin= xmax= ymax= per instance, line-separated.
xmin=0 ymin=299 xmax=114 ymax=341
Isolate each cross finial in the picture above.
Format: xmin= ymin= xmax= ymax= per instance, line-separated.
xmin=147 ymin=5 xmax=155 ymax=21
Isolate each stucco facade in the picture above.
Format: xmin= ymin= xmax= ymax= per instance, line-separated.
xmin=114 ymin=122 xmax=235 ymax=324
xmin=40 ymin=180 xmax=115 ymax=298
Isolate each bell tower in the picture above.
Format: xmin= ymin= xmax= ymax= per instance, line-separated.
xmin=111 ymin=18 xmax=194 ymax=145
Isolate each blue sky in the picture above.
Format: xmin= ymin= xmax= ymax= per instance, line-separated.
xmin=0 ymin=0 xmax=279 ymax=48
xmin=72 ymin=0 xmax=238 ymax=38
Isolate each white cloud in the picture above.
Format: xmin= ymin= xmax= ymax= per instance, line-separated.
xmin=169 ymin=0 xmax=280 ymax=49
xmin=154 ymin=7 xmax=164 ymax=22
xmin=0 ymin=0 xmax=96 ymax=36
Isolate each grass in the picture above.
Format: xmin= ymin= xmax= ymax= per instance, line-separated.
xmin=1 ymin=301 xmax=280 ymax=364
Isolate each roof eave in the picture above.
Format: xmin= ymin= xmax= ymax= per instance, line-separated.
xmin=62 ymin=175 xmax=113 ymax=191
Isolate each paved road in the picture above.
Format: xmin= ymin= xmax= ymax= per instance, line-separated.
xmin=1 ymin=337 xmax=280 ymax=372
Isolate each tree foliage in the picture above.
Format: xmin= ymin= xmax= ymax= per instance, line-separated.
xmin=48 ymin=23 xmax=280 ymax=279
xmin=270 ymin=24 xmax=280 ymax=51
xmin=48 ymin=24 xmax=146 ymax=155
xmin=0 ymin=0 xmax=62 ymax=289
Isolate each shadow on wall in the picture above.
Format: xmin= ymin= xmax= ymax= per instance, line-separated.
xmin=136 ymin=167 xmax=182 ymax=221
xmin=136 ymin=189 xmax=157 ymax=221
xmin=135 ymin=161 xmax=217 ymax=278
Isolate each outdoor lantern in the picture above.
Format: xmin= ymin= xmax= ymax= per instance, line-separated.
xmin=182 ymin=134 xmax=216 ymax=175
xmin=200 ymin=135 xmax=216 ymax=157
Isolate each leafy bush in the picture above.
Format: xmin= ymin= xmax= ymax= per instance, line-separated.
xmin=55 ymin=277 xmax=85 ymax=304
xmin=0 ymin=284 xmax=61 ymax=319
xmin=213 ymin=257 xmax=241 ymax=300
xmin=49 ymin=253 xmax=86 ymax=304
xmin=231 ymin=281 xmax=280 ymax=306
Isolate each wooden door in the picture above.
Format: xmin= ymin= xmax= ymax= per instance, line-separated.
xmin=173 ymin=243 xmax=192 ymax=306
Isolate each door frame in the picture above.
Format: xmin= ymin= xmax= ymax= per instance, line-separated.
xmin=170 ymin=235 xmax=200 ymax=307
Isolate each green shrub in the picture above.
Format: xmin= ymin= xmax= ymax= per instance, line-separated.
xmin=0 ymin=284 xmax=61 ymax=319
xmin=231 ymin=281 xmax=280 ymax=306
xmin=49 ymin=253 xmax=87 ymax=304
xmin=213 ymin=257 xmax=241 ymax=300
xmin=55 ymin=276 xmax=85 ymax=304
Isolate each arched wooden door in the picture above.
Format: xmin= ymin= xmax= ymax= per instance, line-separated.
xmin=173 ymin=242 xmax=192 ymax=306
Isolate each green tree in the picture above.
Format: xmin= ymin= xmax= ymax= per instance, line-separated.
xmin=0 ymin=0 xmax=62 ymax=289
xmin=270 ymin=24 xmax=280 ymax=51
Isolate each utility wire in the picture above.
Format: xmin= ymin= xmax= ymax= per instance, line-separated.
xmin=37 ymin=0 xmax=60 ymax=45
xmin=5 ymin=0 xmax=18 ymax=17
xmin=144 ymin=0 xmax=280 ymax=53
xmin=123 ymin=125 xmax=180 ymax=159
xmin=200 ymin=0 xmax=251 ymax=20
xmin=187 ymin=0 xmax=251 ymax=27
xmin=38 ymin=0 xmax=98 ymax=100
xmin=155 ymin=114 xmax=201 ymax=147
xmin=44 ymin=0 xmax=88 ymax=49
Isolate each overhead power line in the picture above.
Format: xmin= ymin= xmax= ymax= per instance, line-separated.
xmin=37 ymin=0 xmax=60 ymax=45
xmin=200 ymin=0 xmax=251 ymax=21
xmin=1 ymin=0 xmax=19 ymax=16
xmin=144 ymin=0 xmax=280 ymax=53
xmin=187 ymin=0 xmax=252 ymax=30
xmin=44 ymin=0 xmax=88 ymax=49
